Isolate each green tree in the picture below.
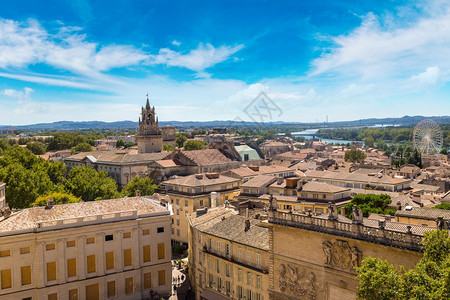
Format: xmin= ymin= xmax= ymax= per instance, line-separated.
xmin=357 ymin=229 xmax=450 ymax=300
xmin=176 ymin=133 xmax=188 ymax=148
xmin=65 ymin=166 xmax=119 ymax=201
xmin=71 ymin=142 xmax=93 ymax=154
xmin=116 ymin=139 xmax=125 ymax=148
xmin=0 ymin=163 xmax=56 ymax=208
xmin=32 ymin=192 xmax=81 ymax=206
xmin=440 ymin=147 xmax=448 ymax=155
xmin=433 ymin=203 xmax=450 ymax=210
xmin=344 ymin=148 xmax=367 ymax=163
xmin=163 ymin=144 xmax=175 ymax=151
xmin=183 ymin=140 xmax=207 ymax=151
xmin=363 ymin=136 xmax=375 ymax=148
xmin=26 ymin=142 xmax=46 ymax=155
xmin=342 ymin=194 xmax=394 ymax=218
xmin=121 ymin=176 xmax=157 ymax=197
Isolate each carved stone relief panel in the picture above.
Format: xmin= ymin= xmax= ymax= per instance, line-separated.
xmin=322 ymin=240 xmax=362 ymax=272
xmin=278 ymin=263 xmax=319 ymax=299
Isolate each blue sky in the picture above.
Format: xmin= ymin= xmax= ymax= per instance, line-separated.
xmin=0 ymin=0 xmax=449 ymax=125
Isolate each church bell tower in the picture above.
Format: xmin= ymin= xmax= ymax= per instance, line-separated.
xmin=136 ymin=94 xmax=163 ymax=153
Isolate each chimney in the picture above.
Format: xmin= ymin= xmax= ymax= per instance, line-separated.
xmin=244 ymin=219 xmax=251 ymax=232
xmin=135 ymin=190 xmax=141 ymax=197
xmin=396 ymin=200 xmax=402 ymax=211
xmin=46 ymin=198 xmax=54 ymax=209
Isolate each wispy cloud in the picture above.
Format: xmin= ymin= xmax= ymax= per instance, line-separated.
xmin=148 ymin=43 xmax=244 ymax=77
xmin=311 ymin=5 xmax=450 ymax=82
xmin=1 ymin=87 xmax=46 ymax=114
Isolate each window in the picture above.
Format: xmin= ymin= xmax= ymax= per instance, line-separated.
xmin=85 ymin=283 xmax=99 ymax=300
xmin=144 ymin=272 xmax=152 ymax=289
xmin=217 ymin=241 xmax=221 ymax=254
xmin=157 ymin=227 xmax=164 ymax=233
xmin=86 ymin=237 xmax=95 ymax=244
xmin=256 ymin=275 xmax=261 ymax=289
xmin=237 ymin=285 xmax=243 ymax=299
xmin=200 ymin=200 xmax=204 ymax=206
xmin=0 ymin=250 xmax=10 ymax=257
xmin=176 ymin=209 xmax=180 ymax=215
xmin=185 ymin=200 xmax=188 ymax=206
xmin=123 ymin=232 xmax=131 ymax=239
xmin=226 ymin=264 xmax=231 ymax=277
xmin=176 ymin=199 xmax=179 ymax=205
xmin=21 ymin=266 xmax=31 ymax=285
xmin=143 ymin=245 xmax=151 ymax=262
xmin=238 ymin=269 xmax=242 ymax=281
xmin=256 ymin=253 xmax=261 ymax=268
xmin=47 ymin=262 xmax=56 ymax=281
xmin=67 ymin=258 xmax=77 ymax=277
xmin=107 ymin=281 xmax=115 ymax=298
xmin=225 ymin=244 xmax=231 ymax=257
xmin=177 ymin=219 xmax=180 ymax=226
xmin=171 ymin=218 xmax=174 ymax=224
xmin=87 ymin=255 xmax=96 ymax=273
xmin=216 ymin=260 xmax=220 ymax=273
xmin=69 ymin=289 xmax=78 ymax=300
xmin=105 ymin=252 xmax=114 ymax=270
xmin=46 ymin=243 xmax=55 ymax=251
xmin=157 ymin=243 xmax=165 ymax=259
xmin=313 ymin=194 xmax=318 ymax=199
xmin=247 ymin=251 xmax=251 ymax=265
xmin=48 ymin=293 xmax=57 ymax=300
xmin=226 ymin=280 xmax=231 ymax=295
xmin=66 ymin=240 xmax=76 ymax=247
xmin=322 ymin=194 xmax=327 ymax=199
xmin=143 ymin=229 xmax=150 ymax=235
xmin=158 ymin=270 xmax=166 ymax=285
xmin=177 ymin=229 xmax=180 ymax=236
xmin=238 ymin=248 xmax=242 ymax=262
xmin=247 ymin=272 xmax=252 ymax=286
xmin=20 ymin=247 xmax=30 ymax=254
xmin=208 ymin=274 xmax=214 ymax=288
xmin=125 ymin=277 xmax=133 ymax=294
xmin=1 ymin=269 xmax=11 ymax=289
xmin=105 ymin=234 xmax=114 ymax=241
xmin=124 ymin=249 xmax=132 ymax=266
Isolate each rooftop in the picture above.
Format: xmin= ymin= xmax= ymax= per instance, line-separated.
xmin=0 ymin=197 xmax=168 ymax=235
xmin=194 ymin=211 xmax=269 ymax=251
xmin=395 ymin=207 xmax=450 ymax=220
xmin=301 ymin=181 xmax=350 ymax=194
xmin=181 ymin=149 xmax=232 ymax=165
xmin=66 ymin=150 xmax=170 ymax=164
xmin=240 ymin=175 xmax=277 ymax=188
xmin=163 ymin=173 xmax=240 ymax=187
xmin=305 ymin=170 xmax=411 ymax=185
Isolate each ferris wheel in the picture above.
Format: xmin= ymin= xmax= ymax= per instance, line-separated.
xmin=413 ymin=119 xmax=443 ymax=155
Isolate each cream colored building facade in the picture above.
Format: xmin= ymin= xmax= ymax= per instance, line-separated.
xmin=187 ymin=207 xmax=269 ymax=300
xmin=0 ymin=197 xmax=171 ymax=300
xmin=0 ymin=183 xmax=5 ymax=210
xmin=162 ymin=173 xmax=240 ymax=245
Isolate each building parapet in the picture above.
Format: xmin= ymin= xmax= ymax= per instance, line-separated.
xmin=0 ymin=210 xmax=139 ymax=237
xmin=268 ymin=210 xmax=425 ymax=252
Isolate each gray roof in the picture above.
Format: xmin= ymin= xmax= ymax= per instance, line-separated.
xmin=395 ymin=207 xmax=450 ymax=220
xmin=194 ymin=212 xmax=269 ymax=251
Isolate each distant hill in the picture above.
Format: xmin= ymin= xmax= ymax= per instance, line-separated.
xmin=0 ymin=115 xmax=448 ymax=131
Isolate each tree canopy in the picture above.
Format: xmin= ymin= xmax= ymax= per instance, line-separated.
xmin=65 ymin=166 xmax=119 ymax=201
xmin=121 ymin=176 xmax=157 ymax=197
xmin=71 ymin=142 xmax=93 ymax=154
xmin=32 ymin=192 xmax=81 ymax=206
xmin=342 ymin=194 xmax=395 ymax=218
xmin=183 ymin=140 xmax=207 ymax=151
xmin=357 ymin=229 xmax=450 ymax=300
xmin=344 ymin=148 xmax=367 ymax=163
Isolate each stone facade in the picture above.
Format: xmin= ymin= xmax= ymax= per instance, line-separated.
xmin=0 ymin=197 xmax=172 ymax=300
xmin=0 ymin=183 xmax=5 ymax=210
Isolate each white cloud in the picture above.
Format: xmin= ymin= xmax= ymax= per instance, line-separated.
xmin=407 ymin=66 xmax=442 ymax=88
xmin=171 ymin=40 xmax=181 ymax=46
xmin=1 ymin=87 xmax=46 ymax=114
xmin=148 ymin=43 xmax=244 ymax=76
xmin=311 ymin=6 xmax=450 ymax=81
